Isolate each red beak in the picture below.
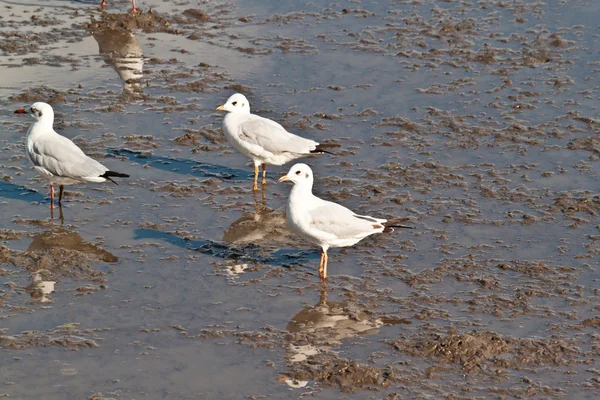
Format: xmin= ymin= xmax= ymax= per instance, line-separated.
xmin=14 ymin=108 xmax=27 ymax=114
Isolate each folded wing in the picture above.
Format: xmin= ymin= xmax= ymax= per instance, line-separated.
xmin=308 ymin=201 xmax=384 ymax=241
xmin=29 ymin=135 xmax=108 ymax=179
xmin=239 ymin=116 xmax=318 ymax=155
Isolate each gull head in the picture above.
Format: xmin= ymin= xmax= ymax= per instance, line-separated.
xmin=215 ymin=93 xmax=250 ymax=114
xmin=278 ymin=163 xmax=314 ymax=186
xmin=15 ymin=102 xmax=54 ymax=123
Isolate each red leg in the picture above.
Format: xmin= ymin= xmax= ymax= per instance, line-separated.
xmin=131 ymin=0 xmax=138 ymax=13
xmin=100 ymin=0 xmax=106 ymax=9
xmin=49 ymin=184 xmax=55 ymax=210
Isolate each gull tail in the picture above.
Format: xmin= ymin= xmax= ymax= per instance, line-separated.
xmin=383 ymin=217 xmax=414 ymax=233
xmin=100 ymin=171 xmax=130 ymax=185
xmin=310 ymin=143 xmax=338 ymax=155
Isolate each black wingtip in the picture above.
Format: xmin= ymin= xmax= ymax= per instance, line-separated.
xmin=310 ymin=143 xmax=337 ymax=155
xmin=100 ymin=171 xmax=130 ymax=185
xmin=383 ymin=217 xmax=414 ymax=233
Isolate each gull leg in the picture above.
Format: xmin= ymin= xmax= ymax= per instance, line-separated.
xmin=49 ymin=184 xmax=55 ymax=210
xmin=322 ymin=251 xmax=328 ymax=281
xmin=100 ymin=0 xmax=106 ymax=9
xmin=253 ymin=165 xmax=259 ymax=191
xmin=318 ymin=250 xmax=325 ymax=279
xmin=261 ymin=164 xmax=267 ymax=186
xmin=131 ymin=0 xmax=139 ymax=13
xmin=58 ymin=185 xmax=65 ymax=206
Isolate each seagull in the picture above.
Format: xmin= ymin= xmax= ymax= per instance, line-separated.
xmin=101 ymin=0 xmax=138 ymax=13
xmin=215 ymin=93 xmax=333 ymax=191
xmin=14 ymin=102 xmax=129 ymax=209
xmin=278 ymin=163 xmax=412 ymax=280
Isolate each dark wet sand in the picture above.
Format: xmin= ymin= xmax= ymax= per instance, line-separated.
xmin=1 ymin=0 xmax=599 ymax=398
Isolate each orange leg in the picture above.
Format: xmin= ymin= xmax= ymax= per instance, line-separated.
xmin=253 ymin=165 xmax=259 ymax=191
xmin=318 ymin=252 xmax=324 ymax=277
xmin=101 ymin=0 xmax=138 ymax=13
xmin=49 ymin=184 xmax=55 ymax=210
xmin=318 ymin=250 xmax=328 ymax=280
xmin=261 ymin=164 xmax=267 ymax=186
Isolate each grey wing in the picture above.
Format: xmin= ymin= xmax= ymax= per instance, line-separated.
xmin=239 ymin=117 xmax=318 ymax=155
xmin=30 ymin=135 xmax=108 ymax=178
xmin=308 ymin=201 xmax=382 ymax=240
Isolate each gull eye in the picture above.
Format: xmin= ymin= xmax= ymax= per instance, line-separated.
xmin=232 ymin=101 xmax=238 ymax=106
xmin=295 ymin=170 xmax=301 ymax=175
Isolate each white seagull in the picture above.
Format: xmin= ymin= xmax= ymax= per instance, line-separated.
xmin=278 ymin=163 xmax=412 ymax=280
xmin=215 ymin=93 xmax=332 ymax=191
xmin=15 ymin=102 xmax=129 ymax=209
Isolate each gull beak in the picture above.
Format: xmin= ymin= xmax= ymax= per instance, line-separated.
xmin=14 ymin=108 xmax=27 ymax=114
xmin=215 ymin=105 xmax=226 ymax=111
xmin=278 ymin=175 xmax=289 ymax=183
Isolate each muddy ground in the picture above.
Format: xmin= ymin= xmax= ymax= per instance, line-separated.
xmin=0 ymin=0 xmax=598 ymax=398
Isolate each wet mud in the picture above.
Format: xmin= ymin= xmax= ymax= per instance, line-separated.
xmin=0 ymin=0 xmax=599 ymax=399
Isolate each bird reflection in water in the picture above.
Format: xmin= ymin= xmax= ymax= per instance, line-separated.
xmin=49 ymin=203 xmax=64 ymax=223
xmin=25 ymin=217 xmax=117 ymax=302
xmin=92 ymin=24 xmax=143 ymax=93
xmin=286 ymin=286 xmax=410 ymax=362
xmin=223 ymin=191 xmax=295 ymax=245
xmin=221 ymin=192 xmax=296 ymax=276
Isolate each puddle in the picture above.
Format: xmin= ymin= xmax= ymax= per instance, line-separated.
xmin=1 ymin=0 xmax=599 ymax=398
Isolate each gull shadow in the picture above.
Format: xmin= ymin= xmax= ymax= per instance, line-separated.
xmin=0 ymin=181 xmax=46 ymax=203
xmin=106 ymin=148 xmax=247 ymax=181
xmin=133 ymin=228 xmax=317 ymax=267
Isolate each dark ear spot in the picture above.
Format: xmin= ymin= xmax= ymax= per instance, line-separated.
xmin=242 ymin=103 xmax=245 ymax=107
xmin=305 ymin=172 xmax=309 ymax=178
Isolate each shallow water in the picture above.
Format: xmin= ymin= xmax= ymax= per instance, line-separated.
xmin=1 ymin=0 xmax=599 ymax=398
